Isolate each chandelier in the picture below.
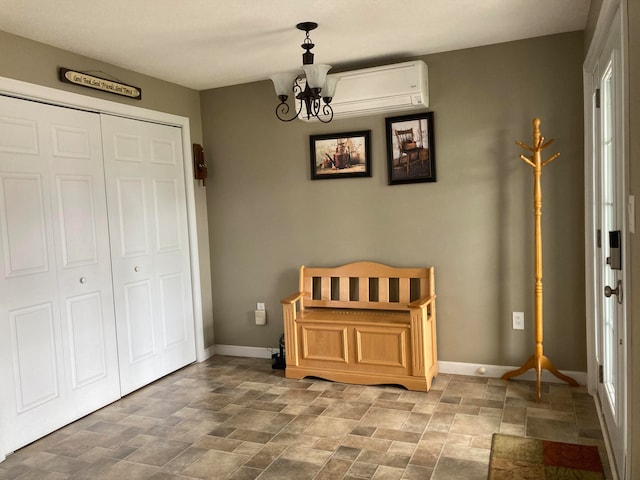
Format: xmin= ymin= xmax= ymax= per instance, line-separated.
xmin=270 ymin=22 xmax=338 ymax=123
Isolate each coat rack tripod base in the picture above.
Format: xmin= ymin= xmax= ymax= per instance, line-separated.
xmin=500 ymin=118 xmax=578 ymax=402
xmin=502 ymin=352 xmax=579 ymax=401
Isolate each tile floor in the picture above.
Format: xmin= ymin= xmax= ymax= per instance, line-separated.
xmin=0 ymin=355 xmax=613 ymax=480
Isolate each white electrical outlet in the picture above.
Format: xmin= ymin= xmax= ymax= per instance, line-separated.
xmin=254 ymin=309 xmax=266 ymax=325
xmin=513 ymin=312 xmax=525 ymax=330
xmin=257 ymin=302 xmax=265 ymax=311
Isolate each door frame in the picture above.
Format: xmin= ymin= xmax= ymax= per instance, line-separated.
xmin=583 ymin=0 xmax=630 ymax=478
xmin=0 ymin=75 xmax=207 ymax=365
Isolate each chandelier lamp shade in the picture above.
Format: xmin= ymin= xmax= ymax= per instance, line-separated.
xmin=270 ymin=22 xmax=338 ymax=123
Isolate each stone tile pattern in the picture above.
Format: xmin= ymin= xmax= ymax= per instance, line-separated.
xmin=0 ymin=356 xmax=613 ymax=480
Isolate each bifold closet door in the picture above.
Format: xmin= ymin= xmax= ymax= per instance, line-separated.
xmin=101 ymin=115 xmax=196 ymax=395
xmin=0 ymin=96 xmax=120 ymax=456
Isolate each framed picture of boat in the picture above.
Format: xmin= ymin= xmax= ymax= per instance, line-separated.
xmin=309 ymin=130 xmax=371 ymax=180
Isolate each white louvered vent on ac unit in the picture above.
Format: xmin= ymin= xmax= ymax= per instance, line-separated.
xmin=296 ymin=60 xmax=429 ymax=121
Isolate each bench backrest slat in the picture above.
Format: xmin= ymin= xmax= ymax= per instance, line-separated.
xmin=379 ymin=278 xmax=389 ymax=303
xmin=299 ymin=261 xmax=434 ymax=311
xmin=399 ymin=277 xmax=410 ymax=305
xmin=359 ymin=276 xmax=369 ymax=303
xmin=339 ymin=276 xmax=350 ymax=301
xmin=321 ymin=277 xmax=331 ymax=301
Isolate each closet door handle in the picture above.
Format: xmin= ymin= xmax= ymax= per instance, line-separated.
xmin=80 ymin=277 xmax=87 ymax=284
xmin=134 ymin=266 xmax=140 ymax=272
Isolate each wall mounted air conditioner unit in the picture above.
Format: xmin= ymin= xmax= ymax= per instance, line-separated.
xmin=296 ymin=60 xmax=428 ymax=121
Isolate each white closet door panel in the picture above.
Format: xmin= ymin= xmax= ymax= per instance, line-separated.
xmin=159 ymin=273 xmax=187 ymax=346
xmin=9 ymin=303 xmax=61 ymax=412
xmin=116 ymin=177 xmax=149 ymax=257
xmin=0 ymin=96 xmax=119 ymax=458
xmin=0 ymin=101 xmax=64 ymax=457
xmin=56 ymin=176 xmax=99 ymax=267
xmin=151 ymin=138 xmax=177 ymax=165
xmin=51 ymin=124 xmax=91 ymax=159
xmin=145 ymin=123 xmax=194 ymax=374
xmin=101 ymin=114 xmax=195 ymax=395
xmin=65 ymin=292 xmax=109 ymax=388
xmin=0 ymin=115 xmax=38 ymax=154
xmin=50 ymin=104 xmax=120 ymax=419
xmin=113 ymin=133 xmax=143 ymax=162
xmin=0 ymin=174 xmax=49 ymax=276
xmin=153 ymin=178 xmax=181 ymax=252
xmin=124 ymin=280 xmax=156 ymax=362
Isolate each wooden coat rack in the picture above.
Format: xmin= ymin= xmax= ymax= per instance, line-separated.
xmin=501 ymin=118 xmax=578 ymax=401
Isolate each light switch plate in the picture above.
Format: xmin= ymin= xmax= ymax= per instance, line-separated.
xmin=257 ymin=302 xmax=265 ymax=311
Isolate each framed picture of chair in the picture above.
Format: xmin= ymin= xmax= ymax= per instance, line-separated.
xmin=385 ymin=112 xmax=436 ymax=185
xmin=310 ymin=130 xmax=372 ymax=180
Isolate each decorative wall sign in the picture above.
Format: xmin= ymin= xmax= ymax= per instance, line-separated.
xmin=59 ymin=68 xmax=142 ymax=100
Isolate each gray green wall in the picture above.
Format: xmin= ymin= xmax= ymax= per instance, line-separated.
xmin=201 ymin=32 xmax=587 ymax=370
xmin=0 ymin=30 xmax=215 ymax=348
xmin=0 ymin=28 xmax=589 ymax=372
xmin=584 ymin=0 xmax=604 ymax=53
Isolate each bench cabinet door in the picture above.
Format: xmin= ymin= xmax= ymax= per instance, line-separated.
xmin=297 ymin=323 xmax=411 ymax=376
xmin=353 ymin=325 xmax=411 ymax=375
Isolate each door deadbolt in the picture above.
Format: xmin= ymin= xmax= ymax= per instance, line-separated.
xmin=607 ymin=230 xmax=622 ymax=270
xmin=604 ymin=280 xmax=623 ymax=304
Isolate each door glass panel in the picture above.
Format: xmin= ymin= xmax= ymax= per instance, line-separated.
xmin=600 ymin=60 xmax=617 ymax=414
xmin=592 ymin=88 xmax=602 ymax=366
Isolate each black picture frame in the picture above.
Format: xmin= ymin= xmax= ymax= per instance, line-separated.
xmin=385 ymin=112 xmax=436 ymax=185
xmin=310 ymin=130 xmax=372 ymax=180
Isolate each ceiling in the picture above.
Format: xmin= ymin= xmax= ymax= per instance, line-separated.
xmin=0 ymin=0 xmax=591 ymax=91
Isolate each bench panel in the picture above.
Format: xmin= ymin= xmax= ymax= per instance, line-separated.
xmin=297 ymin=322 xmax=411 ymax=376
xmin=301 ymin=325 xmax=348 ymax=363
xmin=355 ymin=326 xmax=408 ymax=369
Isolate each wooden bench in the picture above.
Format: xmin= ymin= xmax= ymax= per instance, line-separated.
xmin=280 ymin=261 xmax=438 ymax=391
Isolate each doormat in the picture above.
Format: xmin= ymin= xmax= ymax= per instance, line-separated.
xmin=488 ymin=433 xmax=605 ymax=479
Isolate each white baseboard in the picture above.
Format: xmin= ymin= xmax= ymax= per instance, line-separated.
xmin=214 ymin=344 xmax=275 ymax=359
xmin=211 ymin=345 xmax=587 ymax=385
xmin=197 ymin=345 xmax=215 ymax=362
xmin=438 ymin=361 xmax=587 ymax=385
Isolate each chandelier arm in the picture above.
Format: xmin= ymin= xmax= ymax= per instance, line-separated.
xmin=311 ymin=97 xmax=321 ymax=117
xmin=275 ymin=98 xmax=303 ymax=122
xmin=318 ymin=102 xmax=334 ymax=123
xmin=292 ymin=76 xmax=304 ymax=96
xmin=274 ymin=75 xmax=307 ymax=122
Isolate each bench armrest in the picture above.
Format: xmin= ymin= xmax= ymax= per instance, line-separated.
xmin=408 ymin=294 xmax=436 ymax=309
xmin=281 ymin=291 xmax=304 ymax=305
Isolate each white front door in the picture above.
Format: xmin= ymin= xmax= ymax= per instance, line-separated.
xmin=591 ymin=5 xmax=627 ymax=477
xmin=0 ymin=96 xmax=120 ymax=456
xmin=101 ymin=115 xmax=196 ymax=395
